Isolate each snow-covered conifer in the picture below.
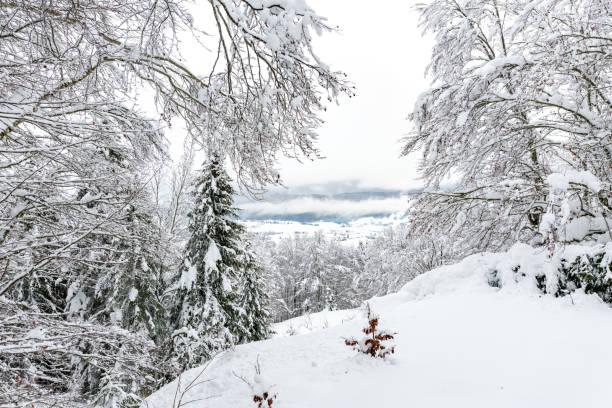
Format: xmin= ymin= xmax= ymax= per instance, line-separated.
xmin=171 ymin=153 xmax=269 ymax=369
xmin=238 ymin=247 xmax=271 ymax=343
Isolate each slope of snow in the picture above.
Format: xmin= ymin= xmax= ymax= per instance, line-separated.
xmin=272 ymin=308 xmax=359 ymax=337
xmin=145 ymin=244 xmax=612 ymax=408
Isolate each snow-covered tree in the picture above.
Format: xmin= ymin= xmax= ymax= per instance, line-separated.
xmin=250 ymin=225 xmax=458 ymax=323
xmin=68 ymin=186 xmax=169 ymax=407
xmin=254 ymin=233 xmax=358 ymax=321
xmin=152 ymin=142 xmax=197 ymax=288
xmin=404 ymin=0 xmax=611 ymax=254
xmin=238 ymin=246 xmax=271 ymax=343
xmin=355 ymin=224 xmax=456 ymax=298
xmin=0 ymin=1 xmax=348 ymax=405
xmin=170 ymin=153 xmax=269 ymax=370
xmin=0 ymin=137 xmax=167 ymax=406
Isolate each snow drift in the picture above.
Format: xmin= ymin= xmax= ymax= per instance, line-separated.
xmin=144 ymin=244 xmax=612 ymax=408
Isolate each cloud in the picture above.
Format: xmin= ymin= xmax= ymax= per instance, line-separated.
xmin=239 ymin=195 xmax=410 ymax=218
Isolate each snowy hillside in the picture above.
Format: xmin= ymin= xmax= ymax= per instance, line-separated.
xmin=144 ymin=244 xmax=612 ymax=408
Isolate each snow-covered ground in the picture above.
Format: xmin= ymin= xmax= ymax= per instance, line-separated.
xmin=145 ymin=244 xmax=612 ymax=408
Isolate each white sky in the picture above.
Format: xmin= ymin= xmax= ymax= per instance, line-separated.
xmin=165 ymin=1 xmax=433 ymax=194
xmin=273 ymin=0 xmax=434 ymax=191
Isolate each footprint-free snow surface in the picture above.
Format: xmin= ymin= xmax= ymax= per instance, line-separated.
xmin=145 ymin=244 xmax=612 ymax=408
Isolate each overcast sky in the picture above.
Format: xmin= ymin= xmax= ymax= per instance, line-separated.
xmin=272 ymin=0 xmax=433 ymax=192
xmin=165 ymin=1 xmax=434 ymax=196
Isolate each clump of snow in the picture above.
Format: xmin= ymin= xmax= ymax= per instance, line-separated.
xmin=221 ymin=275 xmax=233 ymax=292
xmin=128 ymin=287 xmax=139 ymax=302
xmin=9 ymin=202 xmax=26 ymax=218
xmin=565 ymin=216 xmax=611 ymax=243
xmin=110 ymin=309 xmax=123 ymax=324
xmin=67 ymin=286 xmax=89 ymax=314
xmin=79 ymin=191 xmax=102 ymax=204
xmin=546 ymin=170 xmax=602 ymax=192
xmin=205 ymin=240 xmax=222 ymax=270
xmin=539 ymin=212 xmax=556 ymax=235
xmin=265 ymin=33 xmax=281 ymax=51
xmin=455 ymin=111 xmax=469 ymax=126
xmin=178 ymin=259 xmax=198 ymax=289
xmin=26 ymin=327 xmax=45 ymax=340
xmin=473 ymin=55 xmax=527 ymax=77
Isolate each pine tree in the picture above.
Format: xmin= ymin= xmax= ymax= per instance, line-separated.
xmin=238 ymin=247 xmax=271 ymax=343
xmin=171 ymin=153 xmax=269 ymax=370
xmin=68 ymin=177 xmax=167 ymax=406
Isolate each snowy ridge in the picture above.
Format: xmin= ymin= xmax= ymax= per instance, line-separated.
xmin=144 ymin=244 xmax=612 ymax=408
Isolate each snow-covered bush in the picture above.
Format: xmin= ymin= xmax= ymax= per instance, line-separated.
xmin=392 ymin=246 xmax=530 ymax=300
xmin=345 ymin=304 xmax=396 ymax=359
xmin=466 ymin=243 xmax=612 ymax=306
xmin=235 ymin=358 xmax=277 ymax=408
xmin=557 ymin=248 xmax=612 ymax=303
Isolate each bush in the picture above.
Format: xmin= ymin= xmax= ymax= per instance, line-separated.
xmin=345 ymin=303 xmax=396 ymax=359
xmin=558 ymin=251 xmax=612 ymax=303
xmin=234 ymin=357 xmax=277 ymax=408
xmin=484 ymin=247 xmax=612 ymax=305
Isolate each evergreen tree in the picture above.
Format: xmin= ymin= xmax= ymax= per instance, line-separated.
xmin=67 ymin=169 xmax=168 ymax=406
xmin=238 ymin=246 xmax=271 ymax=343
xmin=171 ymin=153 xmax=270 ymax=370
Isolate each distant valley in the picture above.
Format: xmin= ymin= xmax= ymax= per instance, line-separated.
xmin=237 ymin=187 xmax=419 ymax=243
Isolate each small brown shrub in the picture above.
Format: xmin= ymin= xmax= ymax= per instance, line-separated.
xmin=345 ymin=303 xmax=396 ymax=358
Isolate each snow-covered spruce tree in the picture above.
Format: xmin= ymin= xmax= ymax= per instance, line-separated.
xmin=404 ymin=0 xmax=611 ymax=255
xmin=238 ymin=245 xmax=271 ymax=343
xmin=170 ymin=154 xmax=270 ymax=370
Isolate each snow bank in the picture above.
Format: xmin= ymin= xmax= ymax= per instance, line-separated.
xmin=389 ymin=242 xmax=608 ymax=302
xmin=273 ymin=308 xmax=359 ymax=337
